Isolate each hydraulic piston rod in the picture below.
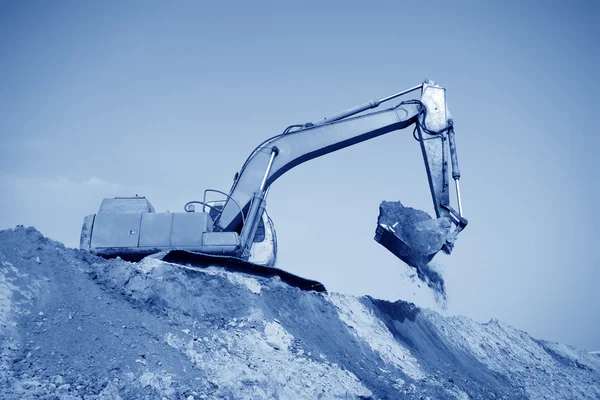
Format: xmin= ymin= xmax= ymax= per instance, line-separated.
xmin=313 ymin=84 xmax=423 ymax=127
xmin=240 ymin=147 xmax=279 ymax=253
xmin=455 ymin=180 xmax=463 ymax=217
xmin=260 ymin=147 xmax=278 ymax=191
xmin=447 ymin=121 xmax=463 ymax=216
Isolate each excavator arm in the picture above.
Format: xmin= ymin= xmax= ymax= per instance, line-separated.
xmin=215 ymin=80 xmax=467 ymax=261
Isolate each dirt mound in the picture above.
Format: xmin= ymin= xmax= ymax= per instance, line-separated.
xmin=2 ymin=226 xmax=599 ymax=399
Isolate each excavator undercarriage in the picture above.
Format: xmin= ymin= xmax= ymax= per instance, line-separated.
xmin=80 ymin=80 xmax=468 ymax=291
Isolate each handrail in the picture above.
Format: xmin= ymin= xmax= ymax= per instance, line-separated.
xmin=202 ymin=189 xmax=246 ymax=227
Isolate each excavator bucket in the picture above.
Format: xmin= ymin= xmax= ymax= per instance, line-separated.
xmin=374 ymin=201 xmax=452 ymax=269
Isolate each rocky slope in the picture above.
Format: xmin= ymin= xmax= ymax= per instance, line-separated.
xmin=1 ymin=226 xmax=599 ymax=399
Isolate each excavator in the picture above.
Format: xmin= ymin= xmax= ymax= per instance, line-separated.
xmin=80 ymin=80 xmax=468 ymax=292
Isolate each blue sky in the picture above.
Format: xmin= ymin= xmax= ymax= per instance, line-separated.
xmin=1 ymin=1 xmax=599 ymax=350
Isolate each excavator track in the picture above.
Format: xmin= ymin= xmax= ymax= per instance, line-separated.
xmin=160 ymin=250 xmax=327 ymax=293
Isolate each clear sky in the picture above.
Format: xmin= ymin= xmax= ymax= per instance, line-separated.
xmin=1 ymin=1 xmax=599 ymax=350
